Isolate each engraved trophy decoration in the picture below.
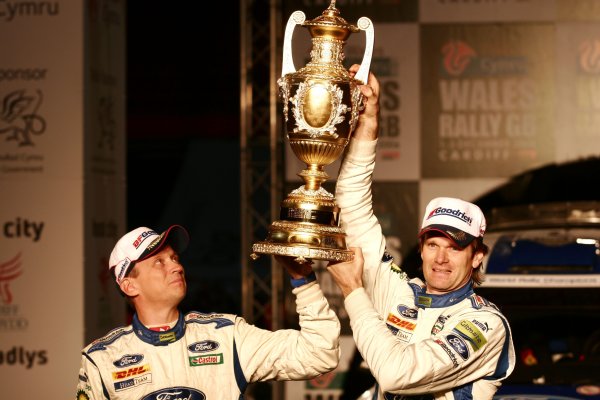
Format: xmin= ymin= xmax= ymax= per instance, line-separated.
xmin=251 ymin=1 xmax=374 ymax=263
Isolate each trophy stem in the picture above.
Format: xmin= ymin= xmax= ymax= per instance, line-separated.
xmin=299 ymin=164 xmax=329 ymax=192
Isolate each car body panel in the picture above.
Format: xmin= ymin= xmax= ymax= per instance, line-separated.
xmin=479 ymin=202 xmax=600 ymax=399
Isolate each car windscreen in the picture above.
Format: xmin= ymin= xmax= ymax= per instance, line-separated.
xmin=487 ymin=236 xmax=600 ymax=274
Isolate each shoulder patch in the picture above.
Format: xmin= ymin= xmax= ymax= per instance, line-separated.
xmin=389 ymin=262 xmax=408 ymax=280
xmin=185 ymin=311 xmax=234 ymax=329
xmin=87 ymin=327 xmax=133 ymax=353
xmin=382 ymin=251 xmax=394 ymax=262
xmin=469 ymin=294 xmax=500 ymax=311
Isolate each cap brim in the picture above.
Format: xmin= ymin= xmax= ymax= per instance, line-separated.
xmin=137 ymin=225 xmax=190 ymax=262
xmin=419 ymin=224 xmax=476 ymax=248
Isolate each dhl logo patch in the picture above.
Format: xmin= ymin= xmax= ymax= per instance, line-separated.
xmin=387 ymin=313 xmax=416 ymax=331
xmin=112 ymin=364 xmax=150 ymax=380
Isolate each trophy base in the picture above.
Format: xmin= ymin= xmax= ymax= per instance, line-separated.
xmin=251 ymin=220 xmax=354 ymax=263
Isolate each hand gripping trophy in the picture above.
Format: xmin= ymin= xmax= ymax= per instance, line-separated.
xmin=252 ymin=1 xmax=374 ymax=263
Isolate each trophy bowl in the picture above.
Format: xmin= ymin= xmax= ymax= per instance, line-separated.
xmin=251 ymin=0 xmax=374 ymax=263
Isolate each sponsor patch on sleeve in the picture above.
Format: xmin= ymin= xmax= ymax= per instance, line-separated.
xmin=453 ymin=320 xmax=487 ymax=351
xmin=445 ymin=334 xmax=470 ymax=360
xmin=434 ymin=338 xmax=459 ymax=368
xmin=386 ymin=313 xmax=415 ymax=342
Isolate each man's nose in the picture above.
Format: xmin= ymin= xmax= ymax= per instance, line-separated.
xmin=169 ymin=260 xmax=184 ymax=273
xmin=435 ymin=248 xmax=448 ymax=263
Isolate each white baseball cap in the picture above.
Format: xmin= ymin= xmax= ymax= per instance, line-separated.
xmin=419 ymin=197 xmax=486 ymax=248
xmin=109 ymin=225 xmax=189 ymax=284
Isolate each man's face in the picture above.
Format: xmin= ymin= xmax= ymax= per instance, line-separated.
xmin=420 ymin=234 xmax=482 ymax=295
xmin=130 ymin=244 xmax=187 ymax=306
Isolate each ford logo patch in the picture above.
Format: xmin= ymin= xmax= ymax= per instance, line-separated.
xmin=113 ymin=354 xmax=144 ymax=368
xmin=397 ymin=305 xmax=418 ymax=320
xmin=188 ymin=340 xmax=220 ymax=353
xmin=446 ymin=334 xmax=469 ymax=360
xmin=141 ymin=387 xmax=206 ymax=400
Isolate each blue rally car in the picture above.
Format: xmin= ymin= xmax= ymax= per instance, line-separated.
xmin=477 ymin=201 xmax=600 ymax=399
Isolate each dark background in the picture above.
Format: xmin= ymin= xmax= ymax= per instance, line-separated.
xmin=123 ymin=1 xmax=600 ymax=311
xmin=125 ymin=3 xmax=243 ymax=314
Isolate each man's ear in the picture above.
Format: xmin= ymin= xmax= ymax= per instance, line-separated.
xmin=472 ymin=251 xmax=484 ymax=269
xmin=119 ymin=278 xmax=139 ymax=297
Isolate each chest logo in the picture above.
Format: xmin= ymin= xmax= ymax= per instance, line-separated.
xmin=189 ymin=353 xmax=224 ymax=366
xmin=113 ymin=354 xmax=144 ymax=368
xmin=188 ymin=340 xmax=220 ymax=353
xmin=112 ymin=364 xmax=150 ymax=380
xmin=141 ymin=387 xmax=206 ymax=400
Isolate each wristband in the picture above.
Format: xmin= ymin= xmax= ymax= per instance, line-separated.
xmin=290 ymin=271 xmax=317 ymax=288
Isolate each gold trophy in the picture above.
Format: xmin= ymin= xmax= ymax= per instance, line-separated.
xmin=251 ymin=0 xmax=374 ymax=263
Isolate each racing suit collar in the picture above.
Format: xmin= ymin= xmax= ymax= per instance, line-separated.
xmin=411 ymin=281 xmax=474 ymax=309
xmin=132 ymin=311 xmax=186 ymax=345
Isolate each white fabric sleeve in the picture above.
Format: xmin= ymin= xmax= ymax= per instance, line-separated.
xmin=336 ymin=138 xmax=386 ymax=292
xmin=78 ymin=354 xmax=107 ymax=400
xmin=235 ymin=281 xmax=341 ymax=382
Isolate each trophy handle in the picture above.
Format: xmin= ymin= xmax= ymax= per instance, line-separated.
xmin=282 ymin=11 xmax=306 ymax=77
xmin=354 ymin=17 xmax=374 ymax=84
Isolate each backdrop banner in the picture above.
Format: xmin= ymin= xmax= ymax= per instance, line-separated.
xmin=555 ymin=23 xmax=600 ymax=161
xmin=421 ymin=23 xmax=555 ymax=178
xmin=0 ymin=1 xmax=126 ymax=398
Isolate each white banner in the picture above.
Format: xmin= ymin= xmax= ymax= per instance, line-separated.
xmin=0 ymin=1 xmax=126 ymax=398
xmin=0 ymin=179 xmax=83 ymax=396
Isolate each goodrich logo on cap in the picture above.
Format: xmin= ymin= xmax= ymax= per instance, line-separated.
xmin=132 ymin=229 xmax=158 ymax=249
xmin=426 ymin=206 xmax=473 ymax=226
xmin=420 ymin=197 xmax=486 ymax=247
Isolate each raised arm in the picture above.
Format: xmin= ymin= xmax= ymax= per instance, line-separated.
xmin=336 ymin=65 xmax=386 ymax=287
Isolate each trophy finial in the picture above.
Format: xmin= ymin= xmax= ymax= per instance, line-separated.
xmin=327 ymin=0 xmax=338 ymax=14
xmin=302 ymin=1 xmax=359 ymax=40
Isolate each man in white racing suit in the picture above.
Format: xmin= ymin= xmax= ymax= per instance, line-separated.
xmin=77 ymin=224 xmax=340 ymax=399
xmin=325 ymin=66 xmax=515 ymax=400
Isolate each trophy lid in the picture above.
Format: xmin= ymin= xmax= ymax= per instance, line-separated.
xmin=302 ymin=0 xmax=359 ymax=41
